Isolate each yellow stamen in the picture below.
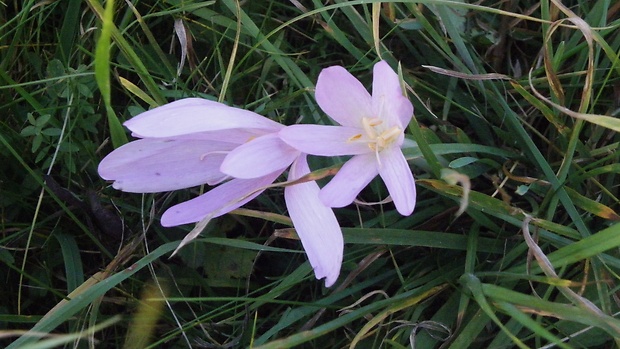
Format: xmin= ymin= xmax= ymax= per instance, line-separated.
xmin=364 ymin=120 xmax=402 ymax=154
xmin=376 ymin=127 xmax=401 ymax=149
xmin=349 ymin=117 xmax=402 ymax=161
xmin=348 ymin=133 xmax=363 ymax=142
xmin=362 ymin=117 xmax=378 ymax=139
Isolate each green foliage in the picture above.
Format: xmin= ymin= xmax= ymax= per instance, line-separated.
xmin=1 ymin=0 xmax=620 ymax=348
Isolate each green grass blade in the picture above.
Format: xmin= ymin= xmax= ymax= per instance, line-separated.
xmin=92 ymin=0 xmax=127 ymax=148
xmin=7 ymin=241 xmax=181 ymax=348
xmin=54 ymin=233 xmax=84 ymax=293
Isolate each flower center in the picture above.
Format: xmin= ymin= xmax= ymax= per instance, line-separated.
xmin=346 ymin=117 xmax=402 ymax=166
xmin=360 ymin=117 xmax=402 ymax=152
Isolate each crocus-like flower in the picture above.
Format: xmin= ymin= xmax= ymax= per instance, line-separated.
xmin=98 ymin=98 xmax=343 ymax=286
xmin=279 ymin=61 xmax=416 ymax=216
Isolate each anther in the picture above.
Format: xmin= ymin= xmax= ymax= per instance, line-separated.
xmin=348 ymin=134 xmax=363 ymax=142
xmin=362 ymin=117 xmax=378 ymax=139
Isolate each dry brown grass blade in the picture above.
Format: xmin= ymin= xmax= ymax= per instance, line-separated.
xmin=521 ymin=216 xmax=620 ymax=335
xmin=422 ymin=65 xmax=512 ymax=80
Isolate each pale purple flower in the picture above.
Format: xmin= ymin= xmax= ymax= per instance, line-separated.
xmin=285 ymin=155 xmax=342 ymax=286
xmin=279 ymin=61 xmax=416 ymax=215
xmin=98 ymin=98 xmax=343 ymax=286
xmin=98 ymin=98 xmax=289 ymax=225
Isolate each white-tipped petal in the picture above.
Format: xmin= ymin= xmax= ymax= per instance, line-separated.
xmin=378 ymin=147 xmax=416 ymax=215
xmin=285 ymin=155 xmax=343 ymax=287
xmin=315 ymin=66 xmax=372 ymax=127
xmin=161 ymin=172 xmax=281 ymax=226
xmin=98 ymin=138 xmax=232 ymax=192
xmin=125 ymin=98 xmax=282 ymax=138
xmin=371 ymin=61 xmax=413 ymax=128
xmin=319 ymin=153 xmax=378 ymax=208
xmin=171 ymin=128 xmax=270 ymax=145
xmin=279 ymin=125 xmax=371 ymax=156
xmin=220 ymin=133 xmax=299 ymax=179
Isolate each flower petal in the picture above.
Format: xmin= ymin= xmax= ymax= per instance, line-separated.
xmin=319 ymin=153 xmax=378 ymax=208
xmin=161 ymin=172 xmax=282 ymax=226
xmin=378 ymin=147 xmax=416 ymax=215
xmin=279 ymin=125 xmax=371 ymax=156
xmin=285 ymin=155 xmax=343 ymax=287
xmin=220 ymin=133 xmax=299 ymax=179
xmin=125 ymin=98 xmax=282 ymax=138
xmin=98 ymin=138 xmax=233 ymax=192
xmin=315 ymin=66 xmax=372 ymax=127
xmin=172 ymin=128 xmax=272 ymax=145
xmin=371 ymin=61 xmax=414 ymax=128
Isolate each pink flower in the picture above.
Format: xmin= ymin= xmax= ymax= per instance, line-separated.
xmin=285 ymin=155 xmax=343 ymax=286
xmin=279 ymin=61 xmax=416 ymax=215
xmin=98 ymin=98 xmax=343 ymax=286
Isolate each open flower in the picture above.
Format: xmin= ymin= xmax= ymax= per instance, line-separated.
xmin=98 ymin=98 xmax=290 ymax=225
xmin=279 ymin=61 xmax=417 ymax=215
xmin=98 ymin=98 xmax=343 ymax=286
xmin=285 ymin=155 xmax=343 ymax=286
